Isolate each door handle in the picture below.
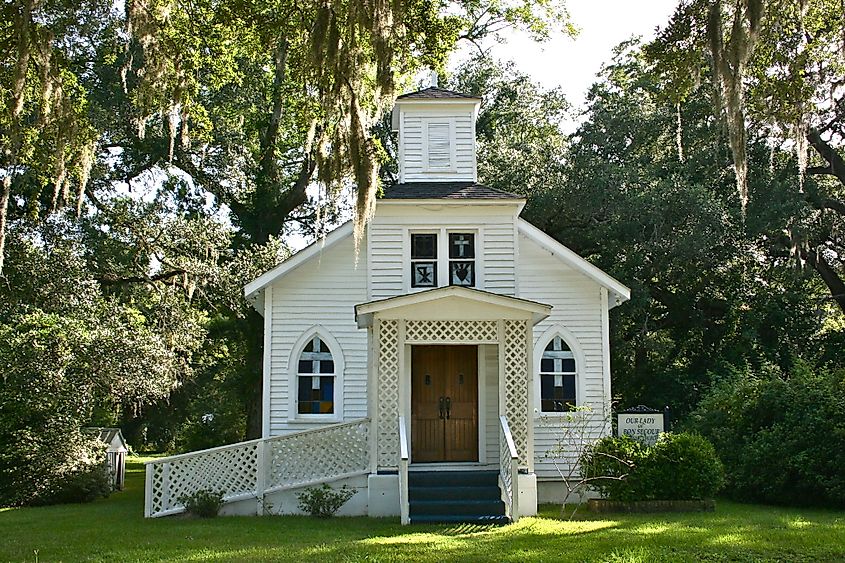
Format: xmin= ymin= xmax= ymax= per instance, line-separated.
xmin=439 ymin=396 xmax=445 ymax=419
xmin=445 ymin=397 xmax=451 ymax=420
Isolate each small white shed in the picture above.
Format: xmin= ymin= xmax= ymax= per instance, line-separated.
xmin=87 ymin=428 xmax=129 ymax=490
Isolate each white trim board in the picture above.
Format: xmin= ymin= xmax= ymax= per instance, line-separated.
xmin=517 ymin=219 xmax=631 ymax=308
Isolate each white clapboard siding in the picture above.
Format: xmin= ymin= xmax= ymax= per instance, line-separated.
xmin=368 ymin=206 xmax=519 ymax=300
xmin=401 ymin=111 xmax=476 ymax=182
xmin=516 ymin=234 xmax=608 ymax=479
xmin=268 ymin=235 xmax=368 ymax=436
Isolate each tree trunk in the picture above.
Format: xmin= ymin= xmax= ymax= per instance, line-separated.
xmin=801 ymin=248 xmax=845 ymax=315
xmin=0 ymin=176 xmax=10 ymax=276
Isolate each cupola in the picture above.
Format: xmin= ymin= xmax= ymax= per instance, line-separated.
xmin=391 ymin=86 xmax=481 ymax=183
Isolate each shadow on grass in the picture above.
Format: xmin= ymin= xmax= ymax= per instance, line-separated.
xmin=1 ymin=459 xmax=844 ymax=562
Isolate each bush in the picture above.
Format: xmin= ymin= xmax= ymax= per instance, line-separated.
xmin=581 ymin=432 xmax=724 ymax=502
xmin=34 ymin=464 xmax=112 ymax=506
xmin=297 ymin=484 xmax=356 ymax=518
xmin=178 ymin=489 xmax=224 ymax=518
xmin=688 ymin=362 xmax=845 ymax=507
xmin=0 ymin=424 xmax=111 ymax=507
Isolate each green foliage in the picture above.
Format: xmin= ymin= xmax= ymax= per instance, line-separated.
xmin=581 ymin=433 xmax=724 ymax=502
xmin=502 ymin=41 xmax=842 ymax=418
xmin=178 ymin=489 xmax=224 ymax=518
xmin=0 ymin=222 xmax=208 ymax=505
xmin=0 ymin=422 xmax=110 ymax=507
xmin=33 ymin=462 xmax=113 ymax=506
xmin=296 ymin=484 xmax=356 ymax=518
xmin=688 ymin=362 xmax=845 ymax=507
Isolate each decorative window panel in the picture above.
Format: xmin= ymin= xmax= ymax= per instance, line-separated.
xmin=540 ymin=336 xmax=577 ymax=412
xmin=297 ymin=336 xmax=336 ymax=415
xmin=411 ymin=233 xmax=437 ymax=288
xmin=448 ymin=233 xmax=475 ymax=287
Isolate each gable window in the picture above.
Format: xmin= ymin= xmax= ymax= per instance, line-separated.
xmin=411 ymin=233 xmax=437 ymax=288
xmin=540 ymin=336 xmax=577 ymax=412
xmin=297 ymin=336 xmax=336 ymax=415
xmin=449 ymin=233 xmax=475 ymax=287
xmin=425 ymin=122 xmax=453 ymax=170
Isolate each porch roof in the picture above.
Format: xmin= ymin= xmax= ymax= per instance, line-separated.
xmin=354 ymin=286 xmax=552 ymax=328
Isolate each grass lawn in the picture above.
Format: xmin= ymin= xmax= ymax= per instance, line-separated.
xmin=1 ymin=458 xmax=844 ymax=562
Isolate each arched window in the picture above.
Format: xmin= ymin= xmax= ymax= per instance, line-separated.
xmin=539 ymin=335 xmax=577 ymax=412
xmin=296 ymin=335 xmax=337 ymax=415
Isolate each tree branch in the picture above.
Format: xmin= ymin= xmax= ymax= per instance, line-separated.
xmin=96 ymin=268 xmax=187 ymax=286
xmin=807 ymin=129 xmax=845 ymax=186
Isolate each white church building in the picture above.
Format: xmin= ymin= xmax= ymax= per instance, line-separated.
xmin=144 ymin=86 xmax=630 ymax=524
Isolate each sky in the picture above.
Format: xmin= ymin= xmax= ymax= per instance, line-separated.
xmin=455 ymin=0 xmax=680 ymax=126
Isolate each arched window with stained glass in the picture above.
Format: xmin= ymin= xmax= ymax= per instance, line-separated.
xmin=539 ymin=335 xmax=577 ymax=412
xmin=297 ymin=336 xmax=337 ymax=415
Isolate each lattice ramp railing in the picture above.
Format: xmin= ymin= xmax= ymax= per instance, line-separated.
xmin=268 ymin=419 xmax=369 ymax=490
xmin=145 ymin=418 xmax=370 ymax=518
xmin=145 ymin=440 xmax=259 ymax=517
xmin=405 ymin=320 xmax=497 ymax=343
xmin=504 ymin=319 xmax=530 ymax=467
xmin=377 ymin=319 xmax=400 ymax=468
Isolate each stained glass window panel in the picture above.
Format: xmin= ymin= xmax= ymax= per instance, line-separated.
xmin=449 ymin=233 xmax=475 ymax=259
xmin=412 ymin=262 xmax=437 ymax=287
xmin=540 ymin=335 xmax=577 ymax=412
xmin=411 ymin=234 xmax=437 ymax=259
xmin=450 ymin=261 xmax=474 ymax=286
xmin=297 ymin=376 xmax=334 ymax=414
xmin=297 ymin=336 xmax=335 ymax=415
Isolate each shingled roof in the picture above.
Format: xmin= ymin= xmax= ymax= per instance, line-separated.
xmin=396 ymin=86 xmax=481 ymax=101
xmin=381 ymin=182 xmax=523 ymax=200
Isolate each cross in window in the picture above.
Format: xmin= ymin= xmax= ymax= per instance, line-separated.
xmin=453 ymin=235 xmax=471 ymax=258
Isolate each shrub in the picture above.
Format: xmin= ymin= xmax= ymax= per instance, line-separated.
xmin=688 ymin=362 xmax=845 ymax=507
xmin=178 ymin=489 xmax=224 ymax=518
xmin=0 ymin=425 xmax=111 ymax=507
xmin=34 ymin=464 xmax=112 ymax=506
xmin=297 ymin=483 xmax=356 ymax=518
xmin=581 ymin=432 xmax=724 ymax=502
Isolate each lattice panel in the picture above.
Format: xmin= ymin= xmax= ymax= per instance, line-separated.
xmin=148 ymin=442 xmax=258 ymax=516
xmin=268 ymin=420 xmax=369 ymax=489
xmin=377 ymin=319 xmax=400 ymax=468
xmin=405 ymin=320 xmax=498 ymax=343
xmin=504 ymin=319 xmax=529 ymax=467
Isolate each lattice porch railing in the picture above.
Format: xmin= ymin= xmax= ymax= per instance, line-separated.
xmin=499 ymin=415 xmax=520 ymax=522
xmin=144 ymin=418 xmax=370 ymax=518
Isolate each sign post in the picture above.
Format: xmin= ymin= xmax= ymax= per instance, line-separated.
xmin=617 ymin=405 xmax=665 ymax=446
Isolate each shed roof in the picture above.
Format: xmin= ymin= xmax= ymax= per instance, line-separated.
xmin=396 ymin=86 xmax=480 ymax=100
xmin=84 ymin=427 xmax=128 ymax=453
xmin=381 ymin=182 xmax=523 ymax=200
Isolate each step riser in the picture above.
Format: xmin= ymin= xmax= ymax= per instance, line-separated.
xmin=409 ymin=486 xmax=500 ymax=501
xmin=409 ymin=471 xmax=499 ymax=488
xmin=410 ymin=501 xmax=505 ymax=517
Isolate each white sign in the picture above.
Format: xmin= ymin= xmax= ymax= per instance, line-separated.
xmin=618 ymin=413 xmax=664 ymax=446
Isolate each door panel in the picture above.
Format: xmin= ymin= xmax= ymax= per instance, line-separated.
xmin=411 ymin=346 xmax=444 ymax=462
xmin=411 ymin=345 xmax=478 ymax=463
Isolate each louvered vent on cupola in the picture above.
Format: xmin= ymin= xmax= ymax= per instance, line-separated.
xmin=391 ymin=86 xmax=481 ymax=183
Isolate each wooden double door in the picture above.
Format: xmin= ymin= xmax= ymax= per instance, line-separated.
xmin=411 ymin=345 xmax=479 ymax=463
